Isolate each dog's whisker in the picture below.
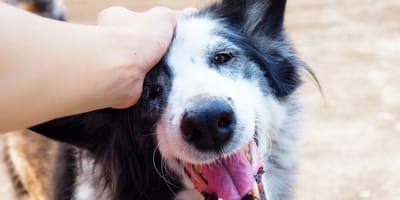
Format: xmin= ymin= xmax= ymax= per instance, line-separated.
xmin=152 ymin=143 xmax=166 ymax=178
xmin=152 ymin=143 xmax=180 ymax=191
xmin=160 ymin=158 xmax=180 ymax=196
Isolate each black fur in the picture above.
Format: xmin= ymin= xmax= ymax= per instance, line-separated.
xmin=30 ymin=0 xmax=302 ymax=199
xmin=51 ymin=144 xmax=78 ymax=200
xmin=202 ymin=0 xmax=302 ymax=98
xmin=32 ymin=63 xmax=184 ymax=200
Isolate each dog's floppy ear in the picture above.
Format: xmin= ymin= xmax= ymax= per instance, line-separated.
xmin=29 ymin=109 xmax=115 ymax=150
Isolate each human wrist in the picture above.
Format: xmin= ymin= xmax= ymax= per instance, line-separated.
xmin=83 ymin=27 xmax=147 ymax=109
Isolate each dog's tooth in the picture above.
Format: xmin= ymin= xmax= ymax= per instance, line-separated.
xmin=193 ymin=165 xmax=201 ymax=173
xmin=242 ymin=182 xmax=260 ymax=200
xmin=246 ymin=153 xmax=251 ymax=161
xmin=244 ymin=145 xmax=249 ymax=154
xmin=252 ymin=181 xmax=260 ymax=199
xmin=244 ymin=143 xmax=252 ymax=162
xmin=244 ymin=144 xmax=249 ymax=154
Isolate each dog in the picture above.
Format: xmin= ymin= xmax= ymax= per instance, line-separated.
xmin=6 ymin=0 xmax=311 ymax=199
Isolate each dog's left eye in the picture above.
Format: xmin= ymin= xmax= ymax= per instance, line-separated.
xmin=212 ymin=52 xmax=233 ymax=64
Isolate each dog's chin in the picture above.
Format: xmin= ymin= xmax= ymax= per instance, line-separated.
xmin=180 ymin=139 xmax=266 ymax=200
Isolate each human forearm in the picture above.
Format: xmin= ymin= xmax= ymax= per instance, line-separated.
xmin=0 ymin=4 xmax=144 ymax=131
xmin=0 ymin=4 xmax=191 ymax=132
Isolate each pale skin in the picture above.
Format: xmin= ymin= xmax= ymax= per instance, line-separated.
xmin=0 ymin=3 xmax=196 ymax=132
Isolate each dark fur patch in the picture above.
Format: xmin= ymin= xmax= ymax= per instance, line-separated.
xmin=32 ymin=63 xmax=184 ymax=200
xmin=51 ymin=145 xmax=78 ymax=200
xmin=200 ymin=0 xmax=302 ymax=98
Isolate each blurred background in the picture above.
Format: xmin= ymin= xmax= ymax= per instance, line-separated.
xmin=1 ymin=0 xmax=399 ymax=199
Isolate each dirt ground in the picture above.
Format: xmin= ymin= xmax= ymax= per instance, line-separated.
xmin=1 ymin=0 xmax=399 ymax=199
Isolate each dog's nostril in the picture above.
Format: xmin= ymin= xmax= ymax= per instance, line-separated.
xmin=180 ymin=98 xmax=236 ymax=151
xmin=217 ymin=112 xmax=233 ymax=129
xmin=191 ymin=129 xmax=202 ymax=138
xmin=183 ymin=129 xmax=202 ymax=142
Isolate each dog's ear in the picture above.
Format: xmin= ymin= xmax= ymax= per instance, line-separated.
xmin=210 ymin=0 xmax=287 ymax=38
xmin=29 ymin=109 xmax=115 ymax=150
xmin=208 ymin=0 xmax=301 ymax=98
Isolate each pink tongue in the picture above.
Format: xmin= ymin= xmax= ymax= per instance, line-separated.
xmin=199 ymin=150 xmax=254 ymax=200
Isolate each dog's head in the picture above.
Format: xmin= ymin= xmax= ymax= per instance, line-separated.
xmin=31 ymin=0 xmax=304 ymax=199
xmin=157 ymin=0 xmax=302 ymax=199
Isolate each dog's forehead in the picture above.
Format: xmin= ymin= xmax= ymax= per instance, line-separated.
xmin=175 ymin=17 xmax=218 ymax=47
xmin=166 ymin=17 xmax=222 ymax=68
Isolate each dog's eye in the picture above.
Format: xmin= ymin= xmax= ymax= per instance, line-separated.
xmin=212 ymin=52 xmax=233 ymax=64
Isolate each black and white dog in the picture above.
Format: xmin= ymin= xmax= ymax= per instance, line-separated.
xmin=31 ymin=0 xmax=307 ymax=199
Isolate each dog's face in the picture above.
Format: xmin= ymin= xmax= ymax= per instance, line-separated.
xmin=158 ymin=17 xmax=275 ymax=163
xmin=156 ymin=18 xmax=282 ymax=199
xmin=154 ymin=1 xmax=302 ymax=199
xmin=31 ymin=1 xmax=303 ymax=200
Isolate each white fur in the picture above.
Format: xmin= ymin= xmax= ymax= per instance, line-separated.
xmin=74 ymin=154 xmax=109 ymax=200
xmin=155 ymin=16 xmax=301 ymax=200
xmin=157 ymin=17 xmax=261 ymax=163
xmin=52 ymin=0 xmax=65 ymax=19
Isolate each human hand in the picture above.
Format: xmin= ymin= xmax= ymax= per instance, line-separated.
xmin=96 ymin=6 xmax=197 ymax=109
xmin=0 ymin=3 xmax=197 ymax=131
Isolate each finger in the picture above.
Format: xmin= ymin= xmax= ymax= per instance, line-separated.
xmin=144 ymin=6 xmax=181 ymax=25
xmin=97 ymin=6 xmax=137 ymax=26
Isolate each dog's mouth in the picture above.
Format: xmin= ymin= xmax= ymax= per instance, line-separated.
xmin=184 ymin=139 xmax=265 ymax=200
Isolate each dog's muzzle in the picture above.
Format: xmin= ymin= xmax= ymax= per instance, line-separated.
xmin=179 ymin=96 xmax=266 ymax=200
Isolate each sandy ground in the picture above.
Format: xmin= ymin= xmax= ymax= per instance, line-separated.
xmin=1 ymin=0 xmax=399 ymax=199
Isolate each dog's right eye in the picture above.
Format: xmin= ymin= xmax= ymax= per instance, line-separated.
xmin=212 ymin=52 xmax=233 ymax=64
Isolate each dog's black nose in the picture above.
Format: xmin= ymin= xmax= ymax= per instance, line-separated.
xmin=180 ymin=98 xmax=236 ymax=151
